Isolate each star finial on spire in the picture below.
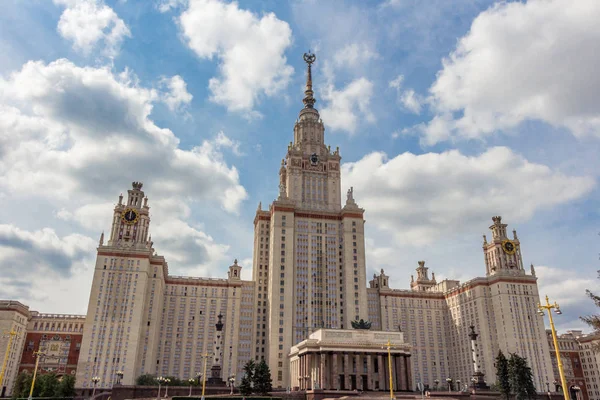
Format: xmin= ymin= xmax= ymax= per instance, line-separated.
xmin=302 ymin=51 xmax=316 ymax=109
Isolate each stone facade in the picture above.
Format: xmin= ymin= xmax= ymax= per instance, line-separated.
xmin=578 ymin=333 xmax=600 ymax=400
xmin=18 ymin=312 xmax=85 ymax=378
xmin=0 ymin=301 xmax=29 ymax=397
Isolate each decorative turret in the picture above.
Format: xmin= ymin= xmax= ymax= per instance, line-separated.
xmin=410 ymin=261 xmax=436 ymax=291
xmin=228 ymin=259 xmax=242 ymax=280
xmin=490 ymin=216 xmax=508 ymax=240
xmin=369 ymin=269 xmax=389 ymax=289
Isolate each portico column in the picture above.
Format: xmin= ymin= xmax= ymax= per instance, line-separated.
xmin=300 ymin=354 xmax=306 ymax=390
xmin=356 ymin=353 xmax=362 ymax=390
xmin=320 ymin=353 xmax=326 ymax=390
xmin=306 ymin=353 xmax=314 ymax=390
xmin=398 ymin=354 xmax=407 ymax=390
xmin=405 ymin=356 xmax=412 ymax=391
xmin=366 ymin=354 xmax=373 ymax=391
xmin=332 ymin=353 xmax=339 ymax=390
xmin=344 ymin=353 xmax=351 ymax=390
xmin=300 ymin=354 xmax=304 ymax=390
xmin=378 ymin=354 xmax=385 ymax=391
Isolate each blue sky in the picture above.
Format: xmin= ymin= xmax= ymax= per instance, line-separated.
xmin=0 ymin=0 xmax=598 ymax=333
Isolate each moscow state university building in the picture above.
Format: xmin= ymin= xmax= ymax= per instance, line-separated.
xmin=76 ymin=55 xmax=553 ymax=391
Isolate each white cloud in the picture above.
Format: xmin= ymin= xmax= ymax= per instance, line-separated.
xmin=211 ymin=131 xmax=242 ymax=156
xmin=536 ymin=265 xmax=596 ymax=308
xmin=157 ymin=0 xmax=187 ymax=13
xmin=424 ymin=0 xmax=600 ymax=144
xmin=342 ymin=146 xmax=595 ymax=246
xmin=160 ymin=75 xmax=193 ymax=112
xmin=333 ymin=42 xmax=379 ymax=69
xmin=55 ymin=202 xmax=114 ymax=231
xmin=0 ymin=58 xmax=249 ymax=312
xmin=536 ymin=265 xmax=599 ymax=331
xmin=0 ymin=224 xmax=97 ymax=314
xmin=400 ymin=89 xmax=422 ymax=114
xmin=0 ymin=224 xmax=95 ymax=272
xmin=389 ymin=75 xmax=403 ymax=90
xmin=177 ymin=0 xmax=294 ymax=113
xmin=320 ymin=78 xmax=375 ymax=134
xmin=389 ymin=74 xmax=423 ymax=114
xmin=0 ymin=59 xmax=246 ymax=213
xmin=54 ymin=0 xmax=131 ymax=59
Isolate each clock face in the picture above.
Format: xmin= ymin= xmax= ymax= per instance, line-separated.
xmin=310 ymin=153 xmax=318 ymax=165
xmin=122 ymin=208 xmax=139 ymax=224
xmin=502 ymin=240 xmax=516 ymax=255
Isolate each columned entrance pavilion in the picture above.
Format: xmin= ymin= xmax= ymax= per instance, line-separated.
xmin=289 ymin=329 xmax=411 ymax=392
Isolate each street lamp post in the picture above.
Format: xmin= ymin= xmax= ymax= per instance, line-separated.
xmin=446 ymin=378 xmax=452 ymax=393
xmin=91 ymin=376 xmax=100 ymax=399
xmin=229 ymin=376 xmax=235 ymax=394
xmin=572 ymin=385 xmax=581 ymax=400
xmin=164 ymin=378 xmax=171 ymax=398
xmin=28 ymin=351 xmax=46 ymax=400
xmin=382 ymin=339 xmax=397 ymax=400
xmin=115 ymin=370 xmax=124 ymax=385
xmin=157 ymin=376 xmax=166 ymax=400
xmin=434 ymin=379 xmax=439 ymax=391
xmin=538 ymin=295 xmax=569 ymax=400
xmin=546 ymin=382 xmax=550 ymax=392
xmin=199 ymin=353 xmax=211 ymax=400
xmin=188 ymin=378 xmax=195 ymax=397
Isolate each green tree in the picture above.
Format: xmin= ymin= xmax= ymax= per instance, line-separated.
xmin=37 ymin=373 xmax=59 ymax=398
xmin=496 ymin=350 xmax=511 ymax=400
xmin=252 ymin=359 xmax=272 ymax=395
xmin=239 ymin=360 xmax=255 ymax=395
xmin=56 ymin=375 xmax=76 ymax=398
xmin=12 ymin=371 xmax=30 ymax=399
xmin=581 ymin=270 xmax=600 ymax=334
xmin=20 ymin=372 xmax=35 ymax=398
xmin=508 ymin=353 xmax=537 ymax=400
xmin=136 ymin=374 xmax=158 ymax=386
xmin=164 ymin=376 xmax=183 ymax=387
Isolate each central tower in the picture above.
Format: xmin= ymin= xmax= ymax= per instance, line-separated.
xmin=252 ymin=53 xmax=368 ymax=388
xmin=283 ymin=52 xmax=342 ymax=211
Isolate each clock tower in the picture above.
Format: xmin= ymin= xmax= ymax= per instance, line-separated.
xmin=107 ymin=181 xmax=151 ymax=249
xmin=482 ymin=216 xmax=524 ymax=276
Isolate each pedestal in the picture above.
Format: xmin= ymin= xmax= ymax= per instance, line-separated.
xmin=472 ymin=372 xmax=489 ymax=390
xmin=207 ymin=365 xmax=225 ymax=385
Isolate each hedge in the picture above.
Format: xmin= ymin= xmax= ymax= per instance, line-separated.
xmin=172 ymin=397 xmax=282 ymax=400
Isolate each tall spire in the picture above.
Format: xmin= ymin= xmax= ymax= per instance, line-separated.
xmin=302 ymin=52 xmax=316 ymax=109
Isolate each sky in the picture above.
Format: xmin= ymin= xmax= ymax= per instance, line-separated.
xmin=0 ymin=0 xmax=598 ymax=333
